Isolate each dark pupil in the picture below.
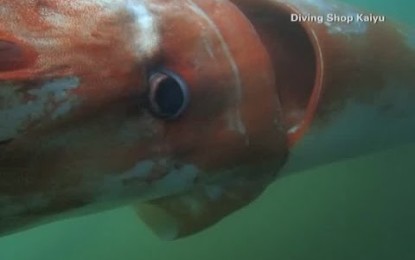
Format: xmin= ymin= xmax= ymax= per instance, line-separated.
xmin=154 ymin=77 xmax=185 ymax=117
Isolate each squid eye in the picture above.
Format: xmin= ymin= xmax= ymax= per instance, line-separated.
xmin=148 ymin=70 xmax=190 ymax=119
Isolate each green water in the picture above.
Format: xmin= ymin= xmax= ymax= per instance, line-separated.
xmin=1 ymin=1 xmax=414 ymax=259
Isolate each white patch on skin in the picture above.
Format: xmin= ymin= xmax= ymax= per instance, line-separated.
xmin=177 ymin=196 xmax=203 ymax=216
xmin=125 ymin=0 xmax=160 ymax=59
xmin=92 ymin=160 xmax=156 ymax=201
xmin=39 ymin=6 xmax=71 ymax=29
xmin=120 ymin=160 xmax=156 ymax=180
xmin=287 ymin=125 xmax=301 ymax=134
xmin=66 ymin=0 xmax=124 ymax=10
xmin=51 ymin=100 xmax=75 ymax=119
xmin=202 ymin=38 xmax=215 ymax=59
xmin=93 ymin=160 xmax=199 ymax=203
xmin=0 ymin=77 xmax=80 ymax=141
xmin=104 ymin=0 xmax=161 ymax=58
xmin=204 ymin=185 xmax=223 ymax=201
xmin=186 ymin=0 xmax=247 ymax=137
xmin=35 ymin=0 xmax=160 ymax=59
xmin=152 ymin=164 xmax=199 ymax=197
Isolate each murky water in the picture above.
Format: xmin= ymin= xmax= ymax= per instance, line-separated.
xmin=0 ymin=0 xmax=414 ymax=259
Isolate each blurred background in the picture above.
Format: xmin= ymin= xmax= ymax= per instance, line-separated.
xmin=0 ymin=1 xmax=414 ymax=259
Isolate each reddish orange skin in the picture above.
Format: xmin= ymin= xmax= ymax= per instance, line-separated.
xmin=0 ymin=0 xmax=287 ymax=237
xmin=151 ymin=0 xmax=286 ymax=170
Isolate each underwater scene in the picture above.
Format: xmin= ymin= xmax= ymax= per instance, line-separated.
xmin=0 ymin=0 xmax=414 ymax=259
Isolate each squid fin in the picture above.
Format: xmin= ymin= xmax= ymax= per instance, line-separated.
xmin=135 ymin=180 xmax=265 ymax=240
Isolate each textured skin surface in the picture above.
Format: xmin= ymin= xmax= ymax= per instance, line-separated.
xmin=0 ymin=0 xmax=287 ymax=237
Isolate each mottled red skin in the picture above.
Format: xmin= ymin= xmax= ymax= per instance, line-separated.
xmin=0 ymin=0 xmax=287 ymax=236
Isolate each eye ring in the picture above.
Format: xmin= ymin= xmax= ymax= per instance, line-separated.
xmin=148 ymin=69 xmax=190 ymax=119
